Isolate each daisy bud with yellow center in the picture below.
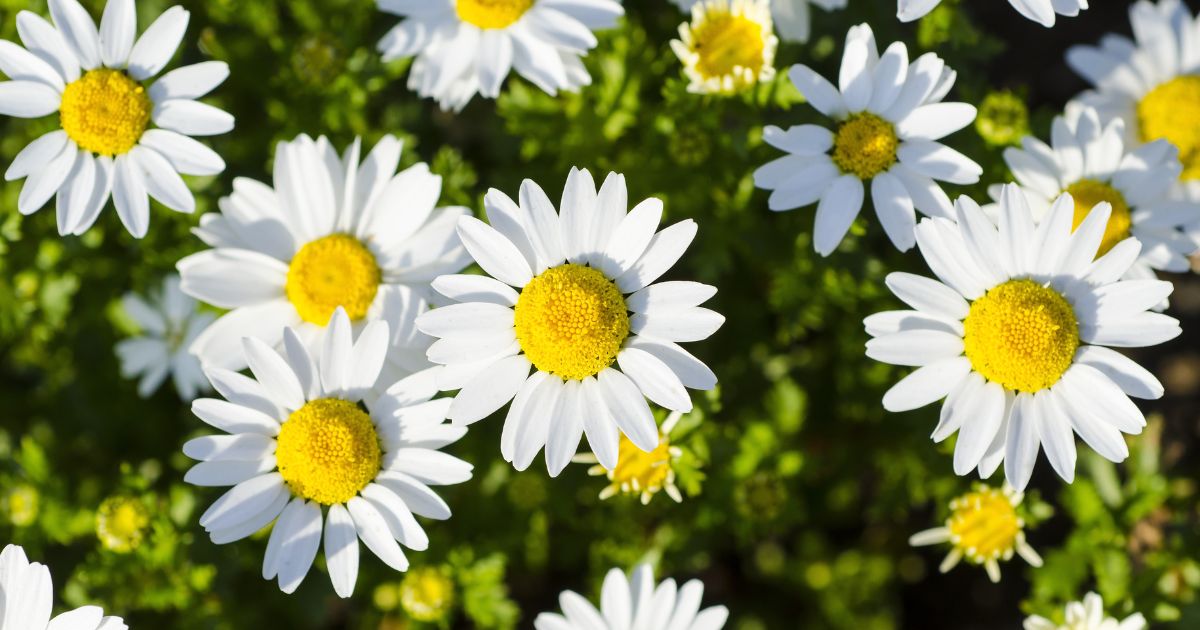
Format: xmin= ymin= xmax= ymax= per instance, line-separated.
xmin=670 ymin=0 xmax=778 ymax=96
xmin=574 ymin=411 xmax=687 ymax=504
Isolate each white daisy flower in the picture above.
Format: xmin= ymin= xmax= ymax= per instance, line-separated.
xmin=183 ymin=307 xmax=473 ymax=597
xmin=990 ymin=103 xmax=1199 ymax=284
xmin=1067 ymin=0 xmax=1200 ymax=206
xmin=115 ymin=273 xmax=214 ymax=400
xmin=534 ymin=563 xmax=729 ymax=630
xmin=415 ymin=168 xmax=723 ymax=476
xmin=1024 ymin=592 xmax=1147 ymax=630
xmin=179 ymin=133 xmax=471 ymax=393
xmin=897 ymin=0 xmax=1087 ymax=27
xmin=908 ymin=483 xmax=1042 ymax=583
xmin=865 ymin=184 xmax=1180 ymax=490
xmin=753 ymin=23 xmax=981 ymax=256
xmin=670 ymin=0 xmax=778 ymax=96
xmin=671 ymin=0 xmax=846 ymax=43
xmin=375 ymin=0 xmax=624 ymax=112
xmin=0 ymin=0 xmax=232 ymax=238
xmin=0 ymin=543 xmax=126 ymax=630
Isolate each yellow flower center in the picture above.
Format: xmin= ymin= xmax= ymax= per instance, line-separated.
xmin=690 ymin=9 xmax=767 ymax=81
xmin=609 ymin=433 xmax=674 ymax=492
xmin=1064 ymin=179 xmax=1133 ymax=257
xmin=275 ymin=398 xmax=382 ymax=506
xmin=963 ymin=279 xmax=1079 ymax=393
xmin=456 ymin=0 xmax=535 ymax=29
xmin=96 ymin=496 xmax=150 ymax=553
xmin=946 ymin=487 xmax=1022 ymax=563
xmin=1137 ymin=75 xmax=1200 ymax=180
xmin=513 ymin=264 xmax=630 ymax=381
xmin=286 ymin=234 xmax=381 ymax=326
xmin=59 ymin=69 xmax=152 ymax=156
xmin=832 ymin=113 xmax=899 ymax=179
xmin=399 ymin=567 xmax=456 ymax=622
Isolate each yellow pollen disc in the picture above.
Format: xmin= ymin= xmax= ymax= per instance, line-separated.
xmin=59 ymin=69 xmax=152 ymax=156
xmin=1065 ymin=179 xmax=1132 ymax=257
xmin=456 ymin=0 xmax=535 ymax=29
xmin=96 ymin=497 xmax=150 ymax=553
xmin=514 ymin=264 xmax=630 ymax=381
xmin=832 ymin=113 xmax=898 ymax=179
xmin=1137 ymin=75 xmax=1200 ymax=180
xmin=286 ymin=234 xmax=381 ymax=325
xmin=946 ymin=487 xmax=1022 ymax=563
xmin=275 ymin=398 xmax=382 ymax=506
xmin=963 ymin=279 xmax=1079 ymax=393
xmin=609 ymin=434 xmax=674 ymax=491
xmin=690 ymin=10 xmax=766 ymax=81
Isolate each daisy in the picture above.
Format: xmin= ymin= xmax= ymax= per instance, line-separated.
xmin=416 ymin=168 xmax=722 ymax=476
xmin=670 ymin=0 xmax=778 ymax=96
xmin=864 ymin=184 xmax=1180 ymax=490
xmin=183 ymin=308 xmax=473 ymax=597
xmin=116 ymin=274 xmax=214 ymax=400
xmin=671 ymin=0 xmax=847 ymax=44
xmin=1024 ymin=592 xmax=1147 ymax=630
xmin=908 ymin=483 xmax=1042 ymax=583
xmin=0 ymin=544 xmax=126 ymax=630
xmin=0 ymin=0 xmax=231 ymax=238
xmin=897 ymin=0 xmax=1087 ymax=27
xmin=573 ymin=410 xmax=686 ymax=504
xmin=754 ymin=23 xmax=981 ymax=256
xmin=991 ymin=103 xmax=1199 ymax=284
xmin=375 ymin=0 xmax=624 ymax=112
xmin=179 ymin=133 xmax=470 ymax=393
xmin=534 ymin=563 xmax=729 ymax=630
xmin=1067 ymin=0 xmax=1200 ymax=204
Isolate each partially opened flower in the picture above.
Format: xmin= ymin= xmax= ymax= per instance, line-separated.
xmin=0 ymin=0 xmax=231 ymax=238
xmin=534 ymin=563 xmax=729 ymax=630
xmin=671 ymin=0 xmax=847 ymax=43
xmin=183 ymin=308 xmax=473 ymax=597
xmin=754 ymin=23 xmax=981 ymax=256
xmin=864 ymin=185 xmax=1180 ymax=489
xmin=1024 ymin=592 xmax=1147 ymax=630
xmin=179 ymin=134 xmax=470 ymax=393
xmin=574 ymin=410 xmax=686 ymax=504
xmin=670 ymin=0 xmax=778 ymax=96
xmin=0 ymin=544 xmax=126 ymax=630
xmin=909 ymin=483 xmax=1042 ymax=583
xmin=116 ymin=274 xmax=214 ymax=400
xmin=375 ymin=0 xmax=624 ymax=112
xmin=416 ymin=168 xmax=722 ymax=476
xmin=897 ymin=0 xmax=1087 ymax=27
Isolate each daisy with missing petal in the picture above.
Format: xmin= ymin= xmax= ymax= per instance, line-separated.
xmin=1024 ymin=592 xmax=1147 ymax=630
xmin=573 ymin=410 xmax=686 ymax=504
xmin=754 ymin=24 xmax=981 ymax=256
xmin=535 ymin=563 xmax=729 ymax=630
xmin=0 ymin=544 xmax=126 ymax=630
xmin=989 ymin=103 xmax=1199 ymax=283
xmin=416 ymin=168 xmax=722 ymax=477
xmin=865 ymin=184 xmax=1180 ymax=490
xmin=670 ymin=0 xmax=778 ymax=96
xmin=375 ymin=0 xmax=623 ymax=112
xmin=179 ymin=134 xmax=470 ymax=393
xmin=183 ymin=308 xmax=473 ymax=597
xmin=909 ymin=483 xmax=1042 ymax=583
xmin=671 ymin=0 xmax=847 ymax=44
xmin=116 ymin=274 xmax=214 ymax=400
xmin=1067 ymin=0 xmax=1200 ymax=204
xmin=897 ymin=0 xmax=1087 ymax=27
xmin=0 ymin=0 xmax=232 ymax=238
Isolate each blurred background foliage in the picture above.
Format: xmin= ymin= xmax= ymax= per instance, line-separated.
xmin=0 ymin=0 xmax=1198 ymax=628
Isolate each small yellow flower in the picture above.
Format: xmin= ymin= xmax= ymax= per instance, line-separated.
xmin=670 ymin=0 xmax=778 ymax=95
xmin=399 ymin=566 xmax=455 ymax=623
xmin=4 ymin=484 xmax=39 ymax=527
xmin=575 ymin=412 xmax=686 ymax=505
xmin=96 ymin=496 xmax=150 ymax=553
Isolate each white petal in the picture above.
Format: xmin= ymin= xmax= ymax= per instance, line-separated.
xmin=596 ymin=368 xmax=658 ymax=453
xmin=448 ymin=354 xmax=531 ymax=425
xmin=127 ymin=6 xmax=189 ymax=80
xmin=323 ymin=503 xmax=359 ymax=599
xmin=882 ymin=357 xmax=971 ymax=412
xmin=99 ymin=0 xmax=135 ymax=67
xmin=456 ymin=215 xmax=533 ymax=287
xmin=617 ymin=348 xmax=692 ymax=412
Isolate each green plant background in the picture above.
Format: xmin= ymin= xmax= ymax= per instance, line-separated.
xmin=0 ymin=0 xmax=1197 ymax=628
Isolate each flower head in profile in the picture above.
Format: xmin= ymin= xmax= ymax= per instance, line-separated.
xmin=672 ymin=0 xmax=846 ymax=44
xmin=183 ymin=308 xmax=473 ymax=597
xmin=754 ymin=23 xmax=981 ymax=256
xmin=1024 ymin=592 xmax=1147 ymax=630
xmin=897 ymin=0 xmax=1087 ymax=27
xmin=864 ymin=185 xmax=1180 ymax=489
xmin=574 ymin=410 xmax=687 ymax=504
xmin=416 ymin=168 xmax=722 ymax=477
xmin=534 ymin=563 xmax=728 ymax=630
xmin=375 ymin=0 xmax=624 ymax=112
xmin=116 ymin=274 xmax=214 ymax=400
xmin=0 ymin=0 xmax=232 ymax=238
xmin=0 ymin=544 xmax=126 ymax=630
xmin=670 ymin=0 xmax=778 ymax=96
xmin=179 ymin=134 xmax=470 ymax=395
xmin=909 ymin=483 xmax=1041 ymax=583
